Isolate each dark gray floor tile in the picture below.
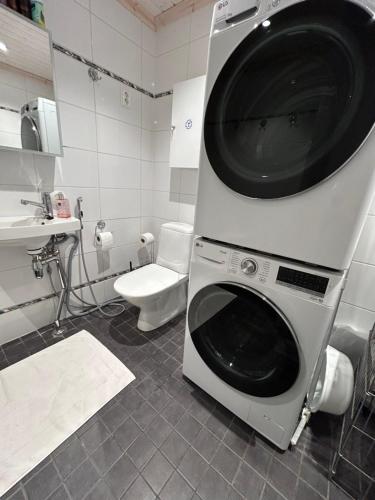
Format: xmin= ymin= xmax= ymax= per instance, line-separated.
xmin=159 ymin=471 xmax=194 ymax=500
xmin=117 ymin=387 xmax=145 ymax=414
xmin=6 ymin=489 xmax=27 ymax=500
xmin=187 ymin=393 xmax=216 ymax=425
xmin=122 ymin=475 xmax=156 ymax=500
xmin=91 ymin=437 xmax=123 ymax=475
xmin=192 ymin=427 xmax=220 ymax=463
xmin=261 ymin=483 xmax=285 ymax=500
xmin=114 ymin=417 xmax=141 ymax=451
xmin=80 ymin=420 xmax=110 ymax=454
xmin=296 ymin=478 xmax=325 ymax=500
xmin=127 ymin=434 xmax=157 ymax=470
xmin=178 ymin=447 xmax=209 ymax=489
xmin=244 ymin=442 xmax=273 ymax=477
xmin=274 ymin=447 xmax=302 ymax=474
xmin=223 ymin=418 xmax=252 ymax=458
xmin=227 ymin=487 xmax=243 ymax=500
xmin=160 ymin=430 xmax=189 ymax=467
xmin=105 ymin=455 xmax=138 ymax=499
xmin=148 ymin=387 xmax=171 ymax=412
xmin=131 ymin=401 xmax=157 ymax=431
xmin=300 ymin=455 xmax=329 ymax=497
xmin=24 ymin=461 xmax=61 ymax=500
xmin=146 ymin=414 xmax=173 ymax=447
xmin=101 ymin=402 xmax=128 ymax=433
xmin=142 ymin=451 xmax=174 ymax=494
xmin=46 ymin=485 xmax=70 ymax=500
xmin=267 ymin=458 xmax=298 ymax=499
xmin=53 ymin=437 xmax=87 ymax=479
xmin=212 ymin=443 xmax=241 ymax=482
xmin=329 ymin=482 xmax=352 ymax=500
xmin=233 ymin=461 xmax=265 ymax=500
xmin=162 ymin=399 xmax=185 ymax=426
xmin=65 ymin=460 xmax=99 ymax=500
xmin=197 ymin=466 xmax=230 ymax=500
xmin=136 ymin=378 xmax=159 ymax=399
xmin=175 ymin=413 xmax=202 ymax=443
xmin=85 ymin=480 xmax=114 ymax=500
xmin=206 ymin=405 xmax=234 ymax=440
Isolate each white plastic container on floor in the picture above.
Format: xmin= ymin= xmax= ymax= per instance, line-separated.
xmin=311 ymin=346 xmax=354 ymax=415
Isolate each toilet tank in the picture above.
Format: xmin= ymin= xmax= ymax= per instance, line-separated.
xmin=157 ymin=222 xmax=194 ymax=274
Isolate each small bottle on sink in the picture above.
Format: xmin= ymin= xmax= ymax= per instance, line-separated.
xmin=56 ymin=193 xmax=71 ymax=218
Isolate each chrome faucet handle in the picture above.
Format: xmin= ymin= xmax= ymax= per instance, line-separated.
xmin=42 ymin=192 xmax=54 ymax=220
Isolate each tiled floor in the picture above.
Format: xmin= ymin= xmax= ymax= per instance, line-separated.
xmin=0 ymin=306 xmax=360 ymax=500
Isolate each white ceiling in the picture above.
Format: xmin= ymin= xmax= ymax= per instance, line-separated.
xmin=0 ymin=6 xmax=52 ymax=81
xmin=136 ymin=0 xmax=186 ymax=17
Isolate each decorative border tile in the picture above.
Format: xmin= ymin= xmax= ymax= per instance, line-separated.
xmin=0 ymin=105 xmax=19 ymax=114
xmin=0 ymin=265 xmax=142 ymax=315
xmin=53 ymin=43 xmax=172 ymax=99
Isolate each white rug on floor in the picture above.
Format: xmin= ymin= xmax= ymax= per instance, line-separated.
xmin=0 ymin=330 xmax=135 ymax=496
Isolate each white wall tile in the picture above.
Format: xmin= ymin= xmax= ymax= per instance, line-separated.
xmin=141 ymin=129 xmax=154 ymax=161
xmin=353 ymin=215 xmax=375 ymax=266
xmin=336 ymin=302 xmax=375 ymax=340
xmin=54 ymin=52 xmax=95 ymax=111
xmin=55 ymin=147 xmax=98 ymax=187
xmin=180 ymin=168 xmax=198 ymax=195
xmin=104 ymin=218 xmax=140 ymax=246
xmin=141 ymin=51 xmax=156 ymax=92
xmin=153 ymin=190 xmax=179 ymax=221
xmin=0 ymin=150 xmax=37 ymax=186
xmin=179 ymin=193 xmax=196 ymax=225
xmin=45 ymin=0 xmax=92 ymax=60
xmin=141 ymin=95 xmax=155 ymax=131
xmin=98 ymin=153 xmax=140 ymax=189
xmin=188 ymin=36 xmax=209 ymax=79
xmin=100 ymin=188 xmax=140 ymax=219
xmin=343 ymin=262 xmax=375 ymax=312
xmin=92 ymin=16 xmax=141 ymax=85
xmin=96 ymin=115 xmax=140 ymax=158
xmin=154 ymin=131 xmax=171 ymax=162
xmin=0 ymin=188 xmax=43 ymax=216
xmin=190 ymin=3 xmax=214 ymax=40
xmin=90 ymin=0 xmax=142 ymax=46
xmin=141 ymin=161 xmax=154 ymax=190
xmin=59 ymin=102 xmax=97 ymax=151
xmin=142 ymin=23 xmax=157 ymax=56
xmin=141 ymin=189 xmax=153 ymax=217
xmin=94 ymin=75 xmax=141 ymax=127
xmin=153 ymin=162 xmax=173 ymax=192
xmin=157 ymin=16 xmax=191 ymax=55
xmin=156 ymin=46 xmax=189 ymax=92
xmin=55 ymin=186 xmax=100 ymax=222
xmin=153 ymin=95 xmax=172 ymax=131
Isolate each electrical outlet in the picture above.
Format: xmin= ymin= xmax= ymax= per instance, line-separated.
xmin=121 ymin=88 xmax=131 ymax=108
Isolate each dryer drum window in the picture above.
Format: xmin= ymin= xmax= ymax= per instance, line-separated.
xmin=204 ymin=0 xmax=375 ymax=198
xmin=188 ymin=283 xmax=300 ymax=397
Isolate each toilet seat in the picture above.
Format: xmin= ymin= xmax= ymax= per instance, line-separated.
xmin=114 ymin=263 xmax=186 ymax=300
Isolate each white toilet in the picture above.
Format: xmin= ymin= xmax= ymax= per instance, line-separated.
xmin=114 ymin=222 xmax=194 ymax=332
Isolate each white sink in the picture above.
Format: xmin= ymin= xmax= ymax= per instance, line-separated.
xmin=0 ymin=216 xmax=80 ymax=248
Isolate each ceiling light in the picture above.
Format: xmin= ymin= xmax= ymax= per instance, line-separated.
xmin=0 ymin=41 xmax=8 ymax=53
xmin=262 ymin=20 xmax=271 ymax=28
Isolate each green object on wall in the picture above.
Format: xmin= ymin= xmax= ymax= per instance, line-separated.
xmin=31 ymin=0 xmax=44 ymax=27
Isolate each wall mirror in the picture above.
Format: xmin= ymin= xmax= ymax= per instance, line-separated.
xmin=0 ymin=5 xmax=62 ymax=156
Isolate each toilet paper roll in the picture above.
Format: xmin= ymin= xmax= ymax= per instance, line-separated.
xmin=140 ymin=232 xmax=154 ymax=246
xmin=96 ymin=232 xmax=114 ymax=251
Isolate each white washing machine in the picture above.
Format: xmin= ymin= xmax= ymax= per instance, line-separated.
xmin=195 ymin=0 xmax=375 ymax=270
xmin=183 ymin=238 xmax=346 ymax=449
xmin=21 ymin=97 xmax=61 ymax=155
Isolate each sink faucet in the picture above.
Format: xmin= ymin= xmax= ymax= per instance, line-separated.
xmin=21 ymin=192 xmax=54 ymax=220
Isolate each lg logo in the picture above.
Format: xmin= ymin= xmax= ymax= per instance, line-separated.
xmin=218 ymin=0 xmax=229 ymax=11
xmin=185 ymin=119 xmax=193 ymax=129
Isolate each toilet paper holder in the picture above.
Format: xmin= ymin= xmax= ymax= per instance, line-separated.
xmin=95 ymin=220 xmax=106 ymax=237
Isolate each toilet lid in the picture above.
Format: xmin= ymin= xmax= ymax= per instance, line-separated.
xmin=114 ymin=264 xmax=185 ymax=299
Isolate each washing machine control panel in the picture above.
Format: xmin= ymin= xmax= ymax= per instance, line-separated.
xmin=240 ymin=258 xmax=257 ymax=275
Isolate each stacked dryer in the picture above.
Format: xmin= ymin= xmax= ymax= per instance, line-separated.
xmin=183 ymin=0 xmax=375 ymax=449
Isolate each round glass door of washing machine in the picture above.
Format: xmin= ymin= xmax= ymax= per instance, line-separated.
xmin=204 ymin=0 xmax=375 ymax=199
xmin=188 ymin=283 xmax=300 ymax=397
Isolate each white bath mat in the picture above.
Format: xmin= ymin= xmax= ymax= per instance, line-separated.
xmin=0 ymin=330 xmax=135 ymax=496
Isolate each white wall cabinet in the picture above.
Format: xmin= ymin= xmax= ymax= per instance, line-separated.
xmin=169 ymin=75 xmax=206 ymax=169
